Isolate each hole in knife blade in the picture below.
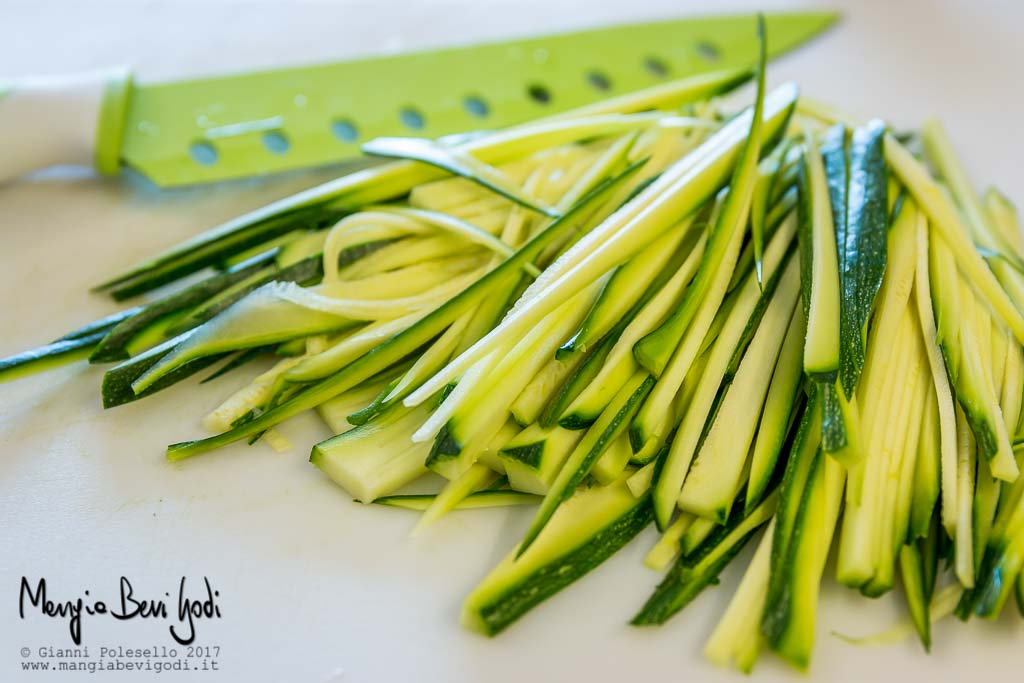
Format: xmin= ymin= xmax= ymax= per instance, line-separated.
xmin=644 ymin=56 xmax=670 ymax=78
xmin=527 ymin=84 xmax=552 ymax=105
xmin=695 ymin=41 xmax=722 ymax=63
xmin=188 ymin=141 xmax=218 ymax=166
xmin=331 ymin=119 xmax=359 ymax=142
xmin=463 ymin=96 xmax=490 ymax=118
xmin=587 ymin=71 xmax=612 ymax=91
xmin=400 ymin=107 xmax=426 ymax=130
xmin=262 ymin=130 xmax=291 ymax=154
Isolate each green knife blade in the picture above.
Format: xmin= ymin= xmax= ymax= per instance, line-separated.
xmin=119 ymin=12 xmax=836 ymax=187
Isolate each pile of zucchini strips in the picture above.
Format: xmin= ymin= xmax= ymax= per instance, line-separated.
xmin=5 ymin=22 xmax=1024 ymax=672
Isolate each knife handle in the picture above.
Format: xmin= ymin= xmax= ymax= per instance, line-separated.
xmin=0 ymin=67 xmax=132 ymax=184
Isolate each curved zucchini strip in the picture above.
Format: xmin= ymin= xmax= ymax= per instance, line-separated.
xmin=362 ymin=136 xmax=561 ymax=217
xmin=165 ymin=162 xmax=645 ymax=460
xmin=131 ymin=283 xmax=364 ymax=394
xmin=463 ymin=481 xmax=653 ymax=636
xmin=365 ymin=206 xmax=540 ymax=276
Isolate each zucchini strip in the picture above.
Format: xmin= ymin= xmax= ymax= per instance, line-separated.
xmin=55 ymin=306 xmax=144 ymax=342
xmin=516 ymin=371 xmax=654 ymax=556
xmin=839 ymin=121 xmax=888 ymax=397
xmin=462 ymin=481 xmax=653 ymax=636
xmin=362 ymin=136 xmax=562 ymax=217
xmin=799 ymin=129 xmax=842 ymax=380
xmin=678 ymin=258 xmax=801 ymax=521
xmin=651 ymin=252 xmax=799 ymax=529
xmin=746 ymin=311 xmax=806 ymax=513
xmin=643 ymin=513 xmax=695 ymax=572
xmin=310 ymin=403 xmax=432 ymax=503
xmin=916 ymin=214 xmax=961 ymax=534
xmin=705 ymin=520 xmax=774 ymax=672
xmin=373 ymin=490 xmax=540 ymax=511
xmin=0 ymin=331 xmax=107 ymax=384
xmin=631 ymin=491 xmax=778 ymax=626
xmin=411 ymin=463 xmax=500 ymax=535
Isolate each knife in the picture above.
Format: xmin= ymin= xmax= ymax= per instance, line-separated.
xmin=0 ymin=12 xmax=835 ymax=187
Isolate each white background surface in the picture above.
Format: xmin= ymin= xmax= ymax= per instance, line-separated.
xmin=1 ymin=1 xmax=1023 ymax=681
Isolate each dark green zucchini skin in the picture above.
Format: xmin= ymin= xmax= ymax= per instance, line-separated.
xmin=90 ymin=255 xmax=276 ymax=363
xmin=98 ymin=207 xmax=347 ymax=301
xmin=631 ymin=496 xmax=767 ymax=626
xmin=762 ymin=393 xmax=821 ymax=627
xmin=476 ymin=496 xmax=654 ymax=635
xmin=171 ymin=240 xmax=392 ymax=336
xmin=837 ymin=121 xmax=888 ymax=399
xmin=56 ymin=306 xmax=144 ymax=342
xmin=100 ymin=334 xmax=227 ymax=408
xmin=0 ymin=331 xmax=107 ymax=384
xmin=516 ymin=375 xmax=655 ymax=557
xmin=899 ymin=541 xmax=932 ymax=650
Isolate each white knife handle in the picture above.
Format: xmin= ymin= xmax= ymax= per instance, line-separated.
xmin=0 ymin=67 xmax=132 ymax=183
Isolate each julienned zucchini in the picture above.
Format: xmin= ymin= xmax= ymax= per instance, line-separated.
xmin=373 ymin=489 xmax=540 ymax=511
xmin=0 ymin=331 xmax=106 ymax=384
xmin=632 ymin=490 xmax=778 ymax=626
xmin=166 ymin=161 xmax=645 ymax=460
xmin=311 ymin=403 xmax=433 ymax=503
xmin=463 ymin=481 xmax=653 ymax=635
xmin=798 ymin=133 xmax=841 ymax=381
xmin=9 ymin=20 xmax=1024 ymax=671
xmin=632 ymin=34 xmax=772 ymax=379
xmin=516 ymin=370 xmax=654 ymax=555
xmin=677 ymin=253 xmax=801 ymax=521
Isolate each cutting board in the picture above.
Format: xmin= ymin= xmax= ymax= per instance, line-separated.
xmin=1 ymin=1 xmax=1022 ymax=681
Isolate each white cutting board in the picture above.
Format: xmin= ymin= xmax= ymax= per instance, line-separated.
xmin=1 ymin=1 xmax=1022 ymax=681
